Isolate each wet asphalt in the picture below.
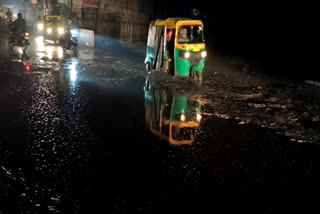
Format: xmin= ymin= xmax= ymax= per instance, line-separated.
xmin=1 ymin=23 xmax=320 ymax=214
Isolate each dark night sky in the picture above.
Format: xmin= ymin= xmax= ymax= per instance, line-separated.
xmin=0 ymin=0 xmax=314 ymax=78
xmin=152 ymin=0 xmax=314 ymax=78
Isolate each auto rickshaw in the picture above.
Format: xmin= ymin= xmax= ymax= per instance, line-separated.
xmin=43 ymin=15 xmax=65 ymax=44
xmin=144 ymin=77 xmax=202 ymax=145
xmin=145 ymin=17 xmax=207 ymax=84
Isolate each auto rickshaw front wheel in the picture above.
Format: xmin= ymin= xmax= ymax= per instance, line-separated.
xmin=197 ymin=72 xmax=203 ymax=86
xmin=146 ymin=62 xmax=151 ymax=75
xmin=191 ymin=70 xmax=203 ymax=86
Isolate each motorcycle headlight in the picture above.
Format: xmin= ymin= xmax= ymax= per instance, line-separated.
xmin=37 ymin=23 xmax=44 ymax=30
xmin=201 ymin=50 xmax=207 ymax=58
xmin=58 ymin=27 xmax=65 ymax=35
xmin=46 ymin=28 xmax=52 ymax=34
xmin=184 ymin=52 xmax=190 ymax=59
xmin=70 ymin=29 xmax=77 ymax=36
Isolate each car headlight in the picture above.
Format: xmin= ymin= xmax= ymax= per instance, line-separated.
xmin=37 ymin=23 xmax=43 ymax=30
xmin=58 ymin=27 xmax=65 ymax=35
xmin=201 ymin=50 xmax=207 ymax=58
xmin=46 ymin=28 xmax=52 ymax=34
xmin=184 ymin=52 xmax=190 ymax=58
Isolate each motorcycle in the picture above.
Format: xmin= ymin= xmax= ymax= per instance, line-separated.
xmin=60 ymin=28 xmax=78 ymax=56
xmin=10 ymin=32 xmax=29 ymax=54
xmin=9 ymin=25 xmax=30 ymax=54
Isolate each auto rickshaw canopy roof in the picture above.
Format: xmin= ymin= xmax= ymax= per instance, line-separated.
xmin=153 ymin=17 xmax=202 ymax=28
xmin=44 ymin=15 xmax=62 ymax=21
xmin=44 ymin=15 xmax=63 ymax=26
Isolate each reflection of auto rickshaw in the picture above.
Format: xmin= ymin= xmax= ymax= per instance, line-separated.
xmin=43 ymin=15 xmax=65 ymax=44
xmin=145 ymin=18 xmax=207 ymax=84
xmin=144 ymin=78 xmax=202 ymax=145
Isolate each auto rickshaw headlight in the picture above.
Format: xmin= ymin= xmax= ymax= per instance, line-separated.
xmin=201 ymin=50 xmax=207 ymax=58
xmin=184 ymin=52 xmax=191 ymax=59
xmin=196 ymin=113 xmax=202 ymax=121
xmin=37 ymin=23 xmax=44 ymax=30
xmin=46 ymin=28 xmax=52 ymax=34
xmin=58 ymin=27 xmax=65 ymax=35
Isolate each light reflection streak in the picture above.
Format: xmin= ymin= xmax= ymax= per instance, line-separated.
xmin=35 ymin=36 xmax=64 ymax=60
xmin=46 ymin=46 xmax=53 ymax=59
xmin=68 ymin=59 xmax=78 ymax=83
xmin=58 ymin=47 xmax=64 ymax=59
xmin=35 ymin=36 xmax=44 ymax=51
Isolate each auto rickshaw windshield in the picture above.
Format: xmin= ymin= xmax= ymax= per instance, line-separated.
xmin=178 ymin=25 xmax=205 ymax=44
xmin=47 ymin=19 xmax=61 ymax=25
xmin=45 ymin=16 xmax=62 ymax=25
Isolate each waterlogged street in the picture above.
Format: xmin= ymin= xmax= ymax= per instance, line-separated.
xmin=1 ymin=23 xmax=320 ymax=213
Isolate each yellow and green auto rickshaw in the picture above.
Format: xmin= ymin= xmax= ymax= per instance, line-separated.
xmin=145 ymin=17 xmax=207 ymax=84
xmin=144 ymin=77 xmax=202 ymax=145
xmin=43 ymin=15 xmax=65 ymax=44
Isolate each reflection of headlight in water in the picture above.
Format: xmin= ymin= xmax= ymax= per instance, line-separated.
xmin=46 ymin=46 xmax=53 ymax=59
xmin=36 ymin=36 xmax=44 ymax=51
xmin=180 ymin=114 xmax=186 ymax=122
xmin=70 ymin=69 xmax=77 ymax=82
xmin=196 ymin=113 xmax=201 ymax=121
xmin=58 ymin=47 xmax=63 ymax=58
xmin=35 ymin=36 xmax=44 ymax=44
xmin=68 ymin=60 xmax=78 ymax=82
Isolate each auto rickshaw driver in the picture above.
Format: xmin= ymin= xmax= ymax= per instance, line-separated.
xmin=178 ymin=27 xmax=190 ymax=42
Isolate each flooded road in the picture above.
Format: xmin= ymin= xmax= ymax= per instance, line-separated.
xmin=1 ymin=23 xmax=320 ymax=213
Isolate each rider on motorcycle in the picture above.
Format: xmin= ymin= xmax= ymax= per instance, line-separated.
xmin=9 ymin=13 xmax=26 ymax=42
xmin=60 ymin=18 xmax=77 ymax=49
